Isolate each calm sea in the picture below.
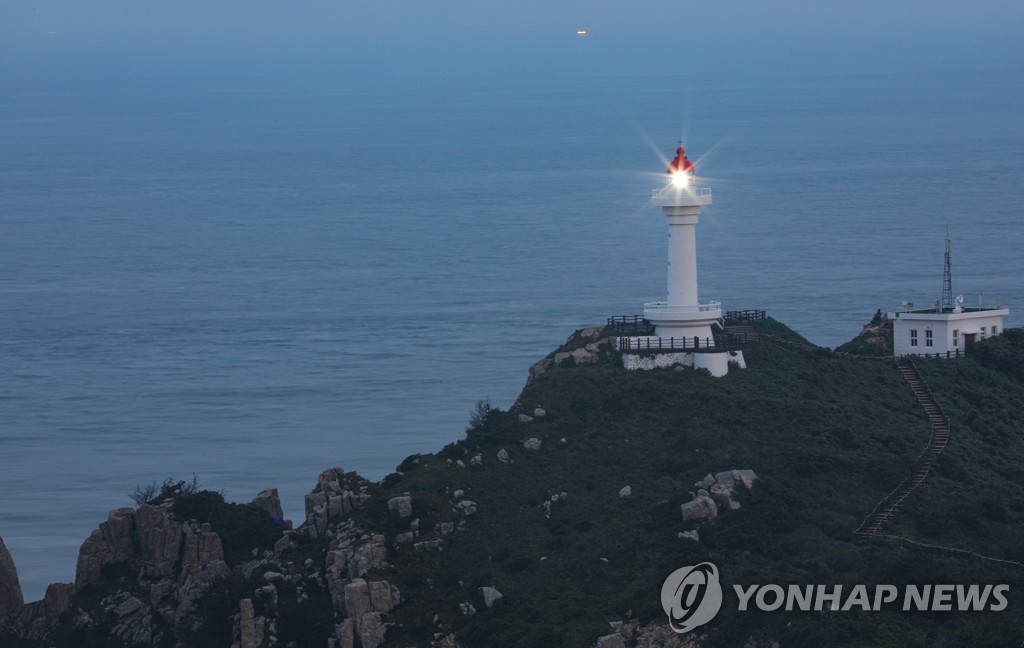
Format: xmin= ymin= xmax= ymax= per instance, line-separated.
xmin=2 ymin=63 xmax=1022 ymax=600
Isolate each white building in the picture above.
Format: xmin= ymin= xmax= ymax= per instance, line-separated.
xmin=892 ymin=305 xmax=1008 ymax=358
xmin=890 ymin=239 xmax=1009 ymax=358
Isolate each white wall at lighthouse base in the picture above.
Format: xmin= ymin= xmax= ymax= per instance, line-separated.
xmin=620 ymin=350 xmax=744 ymax=377
xmin=694 ymin=351 xmax=737 ymax=377
xmin=622 ymin=352 xmax=693 ymax=371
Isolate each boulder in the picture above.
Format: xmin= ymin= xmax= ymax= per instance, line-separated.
xmin=596 ymin=634 xmax=626 ymax=648
xmin=523 ymin=438 xmax=542 ymax=451
xmin=518 ymin=414 xmax=534 ymax=423
xmin=710 ymin=490 xmax=741 ymax=511
xmin=387 ymin=496 xmax=413 ymax=519
xmin=618 ymin=486 xmax=632 ymax=498
xmin=497 ymin=449 xmax=511 ymax=463
xmin=734 ymin=469 xmax=759 ymax=489
xmin=680 ymin=496 xmax=718 ymax=521
xmin=457 ymin=500 xmax=478 ymax=516
xmin=533 ymin=407 xmax=547 ymax=417
xmin=0 ymin=534 xmax=24 ymax=627
xmin=678 ymin=530 xmax=700 ymax=542
xmin=481 ymin=586 xmax=503 ymax=608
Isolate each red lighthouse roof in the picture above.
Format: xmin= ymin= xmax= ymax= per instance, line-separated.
xmin=668 ymin=146 xmax=694 ymax=174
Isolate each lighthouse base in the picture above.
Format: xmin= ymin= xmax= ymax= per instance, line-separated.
xmin=643 ymin=301 xmax=722 ymax=344
xmin=618 ymin=346 xmax=745 ymax=377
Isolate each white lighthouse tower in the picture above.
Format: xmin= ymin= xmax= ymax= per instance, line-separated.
xmin=643 ymin=146 xmax=721 ymax=341
xmin=616 ymin=145 xmax=740 ymax=376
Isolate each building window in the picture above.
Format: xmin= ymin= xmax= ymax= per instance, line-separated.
xmin=953 ymin=329 xmax=959 ymax=347
xmin=981 ymin=326 xmax=987 ymax=339
xmin=992 ymin=326 xmax=999 ymax=335
xmin=925 ymin=329 xmax=933 ymax=347
xmin=910 ymin=329 xmax=918 ymax=347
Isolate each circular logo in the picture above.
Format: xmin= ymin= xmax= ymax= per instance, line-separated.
xmin=660 ymin=562 xmax=723 ymax=633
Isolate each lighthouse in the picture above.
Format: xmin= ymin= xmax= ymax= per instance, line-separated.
xmin=613 ymin=145 xmax=740 ymax=376
xmin=643 ymin=146 xmax=720 ymax=341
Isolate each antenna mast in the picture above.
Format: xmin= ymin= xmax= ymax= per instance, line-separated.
xmin=941 ymin=237 xmax=953 ymax=311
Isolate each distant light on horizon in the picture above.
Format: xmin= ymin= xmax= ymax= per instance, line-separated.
xmin=576 ymin=29 xmax=588 ymax=35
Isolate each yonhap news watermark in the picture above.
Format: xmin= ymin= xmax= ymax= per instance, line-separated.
xmin=661 ymin=562 xmax=1010 ymax=633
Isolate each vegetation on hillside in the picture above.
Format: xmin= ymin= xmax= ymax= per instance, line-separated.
xmin=7 ymin=318 xmax=1023 ymax=647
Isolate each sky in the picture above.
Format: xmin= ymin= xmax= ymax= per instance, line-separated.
xmin=4 ymin=0 xmax=1023 ymax=83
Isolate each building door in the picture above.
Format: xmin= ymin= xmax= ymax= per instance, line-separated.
xmin=964 ymin=333 xmax=977 ymax=352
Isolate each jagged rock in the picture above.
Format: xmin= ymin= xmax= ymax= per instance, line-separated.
xmin=108 ymin=591 xmax=153 ymax=645
xmin=0 ymin=534 xmax=24 ymax=628
xmin=481 ymin=586 xmax=503 ymax=608
xmin=304 ymin=467 xmax=369 ymax=537
xmin=75 ymin=507 xmax=137 ymax=587
xmin=459 ymin=602 xmax=477 ymax=616
xmin=618 ymin=486 xmax=632 ymax=498
xmin=348 ymin=537 xmax=386 ymax=579
xmin=239 ymin=598 xmax=257 ymax=648
xmin=250 ymin=488 xmax=287 ymax=528
xmin=336 ymin=618 xmax=355 ymax=648
xmin=523 ymin=438 xmax=542 ymax=451
xmin=470 ymin=454 xmax=483 ymax=466
xmin=344 ymin=579 xmax=372 ymax=630
xmin=678 ymin=530 xmax=700 ymax=542
xmin=456 ymin=500 xmax=478 ymax=516
xmin=533 ymin=407 xmax=547 ymax=417
xmin=175 ymin=522 xmax=229 ymax=625
xmin=10 ymin=582 xmax=74 ymax=640
xmin=527 ymin=358 xmax=553 ymax=385
xmin=318 ymin=466 xmax=347 ymax=493
xmin=368 ymin=580 xmax=400 ymax=613
xmin=274 ymin=534 xmax=296 ymax=555
xmin=518 ymin=414 xmax=534 ymax=423
xmin=596 ymin=634 xmax=626 ymax=648
xmin=388 ymin=496 xmax=413 ymax=519
xmin=497 ymin=449 xmax=511 ymax=463
xmin=113 ymin=595 xmax=144 ymax=618
xmin=453 ymin=490 xmax=464 ymax=499
xmin=359 ymin=611 xmax=386 ymax=648
xmin=135 ymin=503 xmax=182 ymax=579
xmin=680 ymin=496 xmax=718 ymax=521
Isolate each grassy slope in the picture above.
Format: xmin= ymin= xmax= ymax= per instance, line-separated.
xmin=359 ymin=321 xmax=1023 ymax=647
